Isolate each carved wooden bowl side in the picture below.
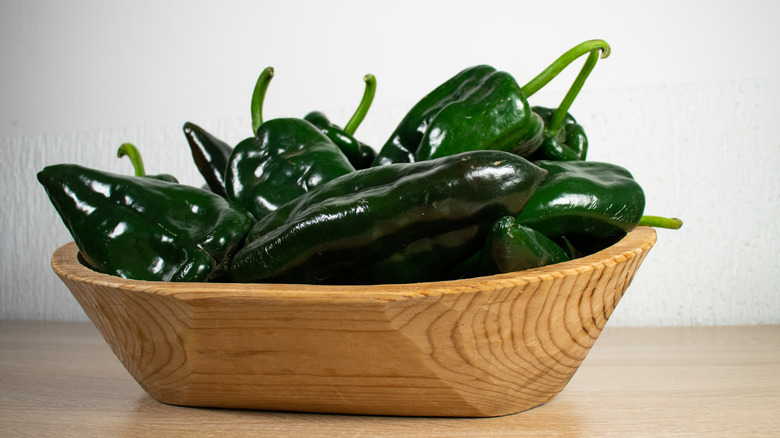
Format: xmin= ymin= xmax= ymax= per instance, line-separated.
xmin=52 ymin=226 xmax=657 ymax=417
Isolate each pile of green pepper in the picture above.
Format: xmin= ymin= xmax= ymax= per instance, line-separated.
xmin=38 ymin=39 xmax=681 ymax=285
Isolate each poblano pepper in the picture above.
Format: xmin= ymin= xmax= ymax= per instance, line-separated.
xmin=413 ymin=69 xmax=544 ymax=161
xmin=37 ymin=164 xmax=255 ymax=282
xmin=527 ymin=43 xmax=607 ymax=161
xmin=230 ymin=150 xmax=548 ymax=285
xmin=372 ymin=40 xmax=611 ymax=166
xmin=304 ymin=111 xmax=375 ymax=169
xmin=225 ymin=67 xmax=355 ymax=220
xmin=183 ymin=122 xmax=233 ymax=196
xmin=515 ymin=160 xmax=645 ymax=253
xmin=371 ymin=65 xmax=544 ymax=165
xmin=371 ymin=65 xmax=495 ymax=166
xmin=226 ymin=118 xmax=356 ymax=221
xmin=446 ymin=216 xmax=570 ymax=279
xmin=304 ymin=74 xmax=377 ymax=169
xmin=481 ymin=218 xmax=570 ymax=273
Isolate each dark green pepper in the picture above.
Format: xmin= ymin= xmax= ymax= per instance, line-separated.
xmin=372 ymin=65 xmax=497 ymax=166
xmin=225 ymin=118 xmax=355 ymax=221
xmin=230 ymin=150 xmax=548 ymax=285
xmin=412 ymin=69 xmax=544 ymax=160
xmin=515 ymin=160 xmax=645 ymax=253
xmin=528 ymin=106 xmax=588 ymax=161
xmin=304 ymin=111 xmax=375 ymax=169
xmin=371 ymin=65 xmax=544 ymax=164
xmin=225 ymin=67 xmax=356 ymax=221
xmin=37 ymin=164 xmax=255 ymax=282
xmin=481 ymin=217 xmax=569 ymax=272
xmin=447 ymin=216 xmax=570 ymax=279
xmin=183 ymin=122 xmax=233 ymax=196
xmin=304 ymin=74 xmax=377 ymax=169
xmin=526 ymin=42 xmax=608 ymax=161
xmin=117 ymin=143 xmax=178 ymax=183
xmin=372 ymin=40 xmax=611 ymax=166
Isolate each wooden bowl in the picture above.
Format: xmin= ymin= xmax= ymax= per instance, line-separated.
xmin=51 ymin=226 xmax=657 ymax=417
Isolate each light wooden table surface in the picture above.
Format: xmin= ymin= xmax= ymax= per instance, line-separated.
xmin=1 ymin=321 xmax=778 ymax=437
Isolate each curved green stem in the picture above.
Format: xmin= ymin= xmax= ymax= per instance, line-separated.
xmin=547 ymin=49 xmax=601 ymax=134
xmin=344 ymin=73 xmax=377 ymax=135
xmin=117 ymin=143 xmax=146 ymax=177
xmin=521 ymin=39 xmax=610 ymax=99
xmin=638 ymin=215 xmax=683 ymax=229
xmin=251 ymin=66 xmax=275 ymax=135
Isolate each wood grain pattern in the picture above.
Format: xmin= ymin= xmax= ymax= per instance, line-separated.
xmin=4 ymin=322 xmax=779 ymax=437
xmin=50 ymin=227 xmax=657 ymax=417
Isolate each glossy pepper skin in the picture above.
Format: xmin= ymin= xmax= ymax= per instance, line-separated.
xmin=230 ymin=150 xmax=548 ymax=285
xmin=371 ymin=65 xmax=496 ymax=166
xmin=372 ymin=65 xmax=543 ymax=165
xmin=224 ymin=118 xmax=356 ymax=221
xmin=527 ymin=106 xmax=588 ymax=161
xmin=448 ymin=216 xmax=570 ymax=279
xmin=183 ymin=122 xmax=233 ymax=197
xmin=371 ymin=41 xmax=611 ymax=167
xmin=515 ymin=160 xmax=646 ymax=252
xmin=37 ymin=164 xmax=255 ymax=282
xmin=303 ymin=111 xmax=375 ymax=169
xmin=413 ymin=70 xmax=544 ymax=161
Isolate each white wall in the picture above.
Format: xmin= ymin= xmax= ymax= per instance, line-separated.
xmin=2 ymin=0 xmax=779 ymax=325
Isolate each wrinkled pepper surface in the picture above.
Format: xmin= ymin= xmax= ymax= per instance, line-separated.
xmin=372 ymin=40 xmax=611 ymax=166
xmin=372 ymin=65 xmax=494 ymax=166
xmin=230 ymin=150 xmax=548 ymax=285
xmin=225 ymin=67 xmax=355 ymax=220
xmin=225 ymin=118 xmax=355 ymax=221
xmin=37 ymin=164 xmax=255 ymax=282
xmin=372 ymin=65 xmax=543 ymax=165
xmin=412 ymin=68 xmax=544 ymax=160
xmin=183 ymin=122 xmax=233 ymax=196
xmin=515 ymin=160 xmax=645 ymax=253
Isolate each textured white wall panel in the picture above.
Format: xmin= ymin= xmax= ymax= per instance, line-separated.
xmin=2 ymin=0 xmax=779 ymax=324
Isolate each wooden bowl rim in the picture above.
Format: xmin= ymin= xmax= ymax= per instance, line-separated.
xmin=51 ymin=226 xmax=656 ymax=300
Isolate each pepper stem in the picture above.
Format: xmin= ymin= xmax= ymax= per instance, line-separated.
xmin=521 ymin=39 xmax=610 ymax=99
xmin=251 ymin=66 xmax=275 ymax=135
xmin=638 ymin=215 xmax=684 ymax=229
xmin=344 ymin=74 xmax=377 ymax=135
xmin=547 ymin=49 xmax=601 ymax=134
xmin=117 ymin=143 xmax=146 ymax=177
